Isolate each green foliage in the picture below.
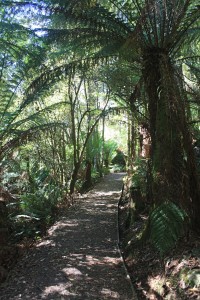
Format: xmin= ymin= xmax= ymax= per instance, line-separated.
xmin=86 ymin=131 xmax=102 ymax=163
xmin=111 ymin=164 xmax=125 ymax=173
xmin=10 ymin=214 xmax=41 ymax=240
xmin=20 ymin=183 xmax=60 ymax=221
xmin=180 ymin=268 xmax=200 ymax=288
xmin=131 ymin=159 xmax=148 ymax=197
xmin=9 ymin=180 xmax=61 ymax=239
xmin=91 ymin=167 xmax=100 ymax=182
xmin=111 ymin=149 xmax=126 ymax=167
xmin=148 ymin=202 xmax=187 ymax=256
xmin=103 ymin=139 xmax=118 ymax=162
xmin=3 ymin=157 xmax=64 ymax=240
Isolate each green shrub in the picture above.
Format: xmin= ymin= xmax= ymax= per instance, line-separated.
xmin=20 ymin=184 xmax=61 ymax=221
xmin=131 ymin=158 xmax=148 ymax=197
xmin=112 ymin=149 xmax=126 ymax=166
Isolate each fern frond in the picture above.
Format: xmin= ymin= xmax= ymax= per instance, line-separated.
xmin=149 ymin=202 xmax=187 ymax=256
xmin=22 ymin=55 xmax=116 ymax=105
xmin=52 ymin=2 xmax=133 ymax=35
xmin=16 ymin=101 xmax=68 ymax=127
xmin=0 ymin=121 xmax=68 ymax=158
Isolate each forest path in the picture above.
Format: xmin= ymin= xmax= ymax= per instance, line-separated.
xmin=0 ymin=173 xmax=136 ymax=300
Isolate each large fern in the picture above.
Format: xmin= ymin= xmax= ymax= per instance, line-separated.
xmin=2 ymin=0 xmax=200 ymax=229
xmin=148 ymin=202 xmax=187 ymax=256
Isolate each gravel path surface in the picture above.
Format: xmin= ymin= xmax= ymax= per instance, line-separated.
xmin=0 ymin=173 xmax=136 ymax=300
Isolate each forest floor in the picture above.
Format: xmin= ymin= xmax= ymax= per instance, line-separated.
xmin=0 ymin=173 xmax=136 ymax=300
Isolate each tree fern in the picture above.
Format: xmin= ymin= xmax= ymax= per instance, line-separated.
xmin=149 ymin=202 xmax=187 ymax=256
xmin=2 ymin=0 xmax=200 ymax=229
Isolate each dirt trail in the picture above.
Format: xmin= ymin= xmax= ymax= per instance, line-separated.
xmin=0 ymin=173 xmax=137 ymax=300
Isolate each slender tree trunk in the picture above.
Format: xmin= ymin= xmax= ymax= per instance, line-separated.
xmin=101 ymin=115 xmax=105 ymax=168
xmin=130 ymin=115 xmax=136 ymax=161
xmin=0 ymin=198 xmax=8 ymax=247
xmin=81 ymin=160 xmax=92 ymax=192
xmin=127 ymin=113 xmax=131 ymax=168
xmin=69 ymin=162 xmax=80 ymax=195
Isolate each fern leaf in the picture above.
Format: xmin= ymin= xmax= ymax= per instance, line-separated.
xmin=149 ymin=202 xmax=187 ymax=256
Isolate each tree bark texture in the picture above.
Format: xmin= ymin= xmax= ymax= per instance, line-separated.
xmin=69 ymin=162 xmax=81 ymax=195
xmin=143 ymin=49 xmax=200 ymax=230
xmin=0 ymin=199 xmax=8 ymax=247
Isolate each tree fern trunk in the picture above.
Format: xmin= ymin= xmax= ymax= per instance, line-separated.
xmin=143 ymin=49 xmax=200 ymax=227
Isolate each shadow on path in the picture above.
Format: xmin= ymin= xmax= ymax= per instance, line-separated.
xmin=0 ymin=173 xmax=136 ymax=300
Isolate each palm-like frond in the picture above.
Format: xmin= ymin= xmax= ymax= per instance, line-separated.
xmin=23 ymin=55 xmax=116 ymax=105
xmin=149 ymin=202 xmax=187 ymax=256
xmin=50 ymin=1 xmax=133 ymax=33
xmin=0 ymin=121 xmax=68 ymax=159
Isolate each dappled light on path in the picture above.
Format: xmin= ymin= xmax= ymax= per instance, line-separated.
xmin=0 ymin=173 xmax=136 ymax=300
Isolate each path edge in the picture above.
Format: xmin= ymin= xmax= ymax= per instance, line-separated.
xmin=117 ymin=184 xmax=138 ymax=300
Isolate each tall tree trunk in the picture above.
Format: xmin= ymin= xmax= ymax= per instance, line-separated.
xmin=143 ymin=49 xmax=200 ymax=230
xmin=127 ymin=113 xmax=132 ymax=170
xmin=0 ymin=199 xmax=8 ymax=247
xmin=101 ymin=115 xmax=105 ymax=169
